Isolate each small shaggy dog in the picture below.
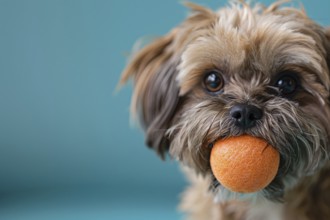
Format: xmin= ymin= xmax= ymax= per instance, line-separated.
xmin=120 ymin=1 xmax=330 ymax=219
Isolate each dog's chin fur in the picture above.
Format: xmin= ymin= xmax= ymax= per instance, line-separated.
xmin=121 ymin=1 xmax=330 ymax=219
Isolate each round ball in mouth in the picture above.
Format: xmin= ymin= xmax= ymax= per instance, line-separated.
xmin=210 ymin=135 xmax=280 ymax=193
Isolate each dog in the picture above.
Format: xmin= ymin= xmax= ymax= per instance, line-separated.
xmin=120 ymin=1 xmax=330 ymax=219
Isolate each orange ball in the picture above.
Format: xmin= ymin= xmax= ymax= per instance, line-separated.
xmin=210 ymin=135 xmax=280 ymax=193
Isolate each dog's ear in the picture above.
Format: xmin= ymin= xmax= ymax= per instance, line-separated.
xmin=120 ymin=3 xmax=216 ymax=158
xmin=120 ymin=29 xmax=182 ymax=158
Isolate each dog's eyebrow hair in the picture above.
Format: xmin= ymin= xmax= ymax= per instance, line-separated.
xmin=275 ymin=64 xmax=327 ymax=90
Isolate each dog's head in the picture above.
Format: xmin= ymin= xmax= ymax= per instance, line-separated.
xmin=121 ymin=2 xmax=330 ymax=201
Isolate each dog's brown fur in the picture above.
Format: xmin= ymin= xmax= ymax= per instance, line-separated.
xmin=121 ymin=1 xmax=330 ymax=219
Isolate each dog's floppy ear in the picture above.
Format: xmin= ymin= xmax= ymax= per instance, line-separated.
xmin=120 ymin=3 xmax=216 ymax=158
xmin=120 ymin=29 xmax=182 ymax=158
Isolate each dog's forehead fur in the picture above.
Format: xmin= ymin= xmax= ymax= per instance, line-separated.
xmin=177 ymin=3 xmax=330 ymax=96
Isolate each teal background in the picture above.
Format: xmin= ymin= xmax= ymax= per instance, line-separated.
xmin=0 ymin=0 xmax=329 ymax=219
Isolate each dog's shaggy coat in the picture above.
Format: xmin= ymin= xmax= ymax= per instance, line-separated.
xmin=121 ymin=1 xmax=330 ymax=219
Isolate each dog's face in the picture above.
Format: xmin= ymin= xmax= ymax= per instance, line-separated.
xmin=121 ymin=2 xmax=330 ymax=201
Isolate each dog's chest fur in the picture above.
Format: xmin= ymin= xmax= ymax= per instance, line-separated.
xmin=181 ymin=162 xmax=330 ymax=220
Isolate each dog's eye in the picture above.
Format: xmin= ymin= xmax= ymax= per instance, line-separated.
xmin=204 ymin=72 xmax=224 ymax=93
xmin=275 ymin=72 xmax=298 ymax=95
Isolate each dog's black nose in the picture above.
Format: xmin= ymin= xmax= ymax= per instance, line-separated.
xmin=230 ymin=104 xmax=262 ymax=129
